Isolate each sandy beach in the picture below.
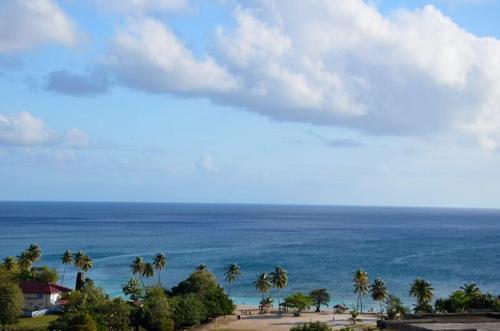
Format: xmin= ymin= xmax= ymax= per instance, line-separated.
xmin=209 ymin=307 xmax=378 ymax=331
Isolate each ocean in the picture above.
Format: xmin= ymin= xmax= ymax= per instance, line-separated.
xmin=1 ymin=201 xmax=499 ymax=309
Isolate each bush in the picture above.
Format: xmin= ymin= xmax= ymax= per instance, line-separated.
xmin=0 ymin=281 xmax=24 ymax=328
xmin=385 ymin=295 xmax=409 ymax=320
xmin=171 ymin=293 xmax=207 ymax=328
xmin=141 ymin=286 xmax=174 ymax=331
xmin=290 ymin=321 xmax=333 ymax=331
xmin=49 ymin=312 xmax=98 ymax=331
xmin=284 ymin=293 xmax=313 ymax=314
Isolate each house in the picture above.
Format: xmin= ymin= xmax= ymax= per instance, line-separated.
xmin=21 ymin=281 xmax=72 ymax=312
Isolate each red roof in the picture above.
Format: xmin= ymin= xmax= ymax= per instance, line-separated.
xmin=21 ymin=281 xmax=72 ymax=294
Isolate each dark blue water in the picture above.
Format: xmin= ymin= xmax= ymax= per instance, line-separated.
xmin=1 ymin=202 xmax=499 ymax=309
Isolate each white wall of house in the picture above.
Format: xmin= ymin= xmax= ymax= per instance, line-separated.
xmin=23 ymin=292 xmax=62 ymax=311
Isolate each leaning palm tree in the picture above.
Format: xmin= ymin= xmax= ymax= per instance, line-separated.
xmin=409 ymin=278 xmax=434 ymax=311
xmin=224 ymin=263 xmax=242 ymax=296
xmin=153 ymin=252 xmax=167 ymax=286
xmin=270 ymin=266 xmax=288 ymax=312
xmin=353 ymin=268 xmax=369 ymax=313
xmin=142 ymin=262 xmax=155 ymax=287
xmin=254 ymin=272 xmax=272 ymax=313
xmin=26 ymin=243 xmax=42 ymax=266
xmin=3 ymin=256 xmax=18 ymax=272
xmin=61 ymin=250 xmax=73 ymax=286
xmin=369 ymin=277 xmax=388 ymax=317
xmin=18 ymin=251 xmax=32 ymax=271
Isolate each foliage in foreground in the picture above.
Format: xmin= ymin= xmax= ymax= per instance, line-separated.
xmin=290 ymin=321 xmax=332 ymax=331
xmin=0 ymin=275 xmax=24 ymax=328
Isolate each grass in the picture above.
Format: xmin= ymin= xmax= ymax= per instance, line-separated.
xmin=14 ymin=314 xmax=59 ymax=328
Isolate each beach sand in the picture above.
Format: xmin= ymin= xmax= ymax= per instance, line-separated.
xmin=209 ymin=307 xmax=378 ymax=331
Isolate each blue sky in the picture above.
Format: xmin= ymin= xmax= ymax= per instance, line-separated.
xmin=1 ymin=0 xmax=500 ymax=207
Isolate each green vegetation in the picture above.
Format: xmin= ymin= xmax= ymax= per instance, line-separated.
xmin=283 ymin=292 xmax=313 ymax=315
xmin=385 ymin=294 xmax=409 ymax=320
xmin=353 ymin=268 xmax=369 ymax=313
xmin=309 ymin=289 xmax=330 ymax=312
xmin=153 ymin=252 xmax=167 ymax=286
xmin=224 ymin=263 xmax=242 ymax=296
xmin=61 ymin=250 xmax=73 ymax=286
xmin=434 ymin=283 xmax=500 ymax=313
xmin=254 ymin=272 xmax=272 ymax=313
xmin=270 ymin=266 xmax=288 ymax=312
xmin=0 ymin=280 xmax=24 ymax=328
xmin=290 ymin=321 xmax=333 ymax=331
xmin=409 ymin=278 xmax=434 ymax=312
xmin=12 ymin=315 xmax=58 ymax=328
xmin=369 ymin=278 xmax=388 ymax=316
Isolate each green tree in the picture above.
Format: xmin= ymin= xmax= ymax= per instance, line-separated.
xmin=309 ymin=289 xmax=330 ymax=312
xmin=18 ymin=251 xmax=32 ymax=272
xmin=290 ymin=321 xmax=333 ymax=331
xmin=31 ymin=266 xmax=58 ymax=282
xmin=142 ymin=287 xmax=174 ymax=331
xmin=409 ymin=278 xmax=434 ymax=312
xmin=130 ymin=257 xmax=145 ymax=285
xmin=196 ymin=264 xmax=208 ymax=272
xmin=270 ymin=266 xmax=288 ymax=312
xmin=0 ymin=281 xmax=23 ymax=329
xmin=254 ymin=272 xmax=272 ymax=313
xmin=353 ymin=268 xmax=369 ymax=312
xmin=2 ymin=256 xmax=17 ymax=272
xmin=369 ymin=277 xmax=388 ymax=316
xmin=153 ymin=252 xmax=167 ymax=286
xmin=61 ymin=250 xmax=73 ymax=286
xmin=122 ymin=277 xmax=144 ymax=301
xmin=75 ymin=251 xmax=93 ymax=273
xmin=171 ymin=293 xmax=207 ymax=328
xmin=224 ymin=263 xmax=242 ymax=296
xmin=385 ymin=295 xmax=409 ymax=320
xmin=26 ymin=243 xmax=42 ymax=267
xmin=284 ymin=292 xmax=313 ymax=315
xmin=142 ymin=262 xmax=155 ymax=287
xmin=461 ymin=283 xmax=481 ymax=299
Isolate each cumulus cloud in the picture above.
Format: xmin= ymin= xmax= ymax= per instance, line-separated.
xmin=0 ymin=112 xmax=89 ymax=147
xmin=105 ymin=18 xmax=238 ymax=94
xmin=0 ymin=0 xmax=77 ymax=53
xmin=48 ymin=0 xmax=500 ymax=150
xmin=46 ymin=70 xmax=110 ymax=96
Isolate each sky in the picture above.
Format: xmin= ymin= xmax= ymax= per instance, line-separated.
xmin=1 ymin=0 xmax=500 ymax=208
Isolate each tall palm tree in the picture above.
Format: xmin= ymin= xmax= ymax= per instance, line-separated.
xmin=18 ymin=251 xmax=32 ymax=271
xmin=153 ymin=252 xmax=167 ymax=286
xmin=353 ymin=268 xmax=369 ymax=313
xmin=270 ymin=266 xmax=288 ymax=312
xmin=74 ymin=251 xmax=93 ymax=273
xmin=254 ymin=272 xmax=272 ymax=313
xmin=224 ymin=263 xmax=242 ymax=296
xmin=409 ymin=278 xmax=434 ymax=311
xmin=26 ymin=243 xmax=42 ymax=267
xmin=61 ymin=250 xmax=73 ymax=286
xmin=369 ymin=278 xmax=388 ymax=316
xmin=130 ymin=257 xmax=145 ymax=286
xmin=142 ymin=262 xmax=155 ymax=286
xmin=3 ymin=256 xmax=17 ymax=272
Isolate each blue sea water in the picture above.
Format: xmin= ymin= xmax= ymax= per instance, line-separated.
xmin=1 ymin=202 xmax=499 ymax=309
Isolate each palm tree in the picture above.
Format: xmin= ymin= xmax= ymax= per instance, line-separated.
xmin=3 ymin=256 xmax=17 ymax=272
xmin=130 ymin=257 xmax=145 ymax=285
xmin=270 ymin=266 xmax=288 ymax=312
xmin=309 ymin=289 xmax=330 ymax=312
xmin=26 ymin=243 xmax=42 ymax=267
xmin=369 ymin=278 xmax=388 ymax=316
xmin=254 ymin=272 xmax=272 ymax=313
xmin=224 ymin=263 xmax=242 ymax=296
xmin=74 ymin=251 xmax=93 ymax=273
xmin=196 ymin=263 xmax=208 ymax=272
xmin=18 ymin=251 xmax=32 ymax=271
xmin=61 ymin=250 xmax=73 ymax=286
xmin=409 ymin=278 xmax=434 ymax=311
xmin=460 ymin=283 xmax=481 ymax=298
xmin=142 ymin=262 xmax=155 ymax=286
xmin=353 ymin=268 xmax=369 ymax=313
xmin=153 ymin=252 xmax=167 ymax=286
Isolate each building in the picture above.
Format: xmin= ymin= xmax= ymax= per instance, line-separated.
xmin=378 ymin=312 xmax=500 ymax=331
xmin=21 ymin=281 xmax=72 ymax=312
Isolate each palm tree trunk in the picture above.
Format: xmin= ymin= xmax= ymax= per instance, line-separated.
xmin=277 ymin=288 xmax=281 ymax=312
xmin=158 ymin=270 xmax=161 ymax=286
xmin=62 ymin=266 xmax=66 ymax=285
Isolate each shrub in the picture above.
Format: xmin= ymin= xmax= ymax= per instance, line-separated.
xmin=290 ymin=321 xmax=333 ymax=331
xmin=49 ymin=312 xmax=98 ymax=331
xmin=284 ymin=292 xmax=313 ymax=314
xmin=0 ymin=281 xmax=23 ymax=328
xmin=171 ymin=293 xmax=207 ymax=328
xmin=141 ymin=286 xmax=174 ymax=331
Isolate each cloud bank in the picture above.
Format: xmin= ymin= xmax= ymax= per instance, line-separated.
xmin=32 ymin=0 xmax=500 ymax=150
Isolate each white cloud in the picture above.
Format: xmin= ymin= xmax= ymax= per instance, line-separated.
xmin=0 ymin=112 xmax=89 ymax=147
xmin=196 ymin=154 xmax=216 ymax=174
xmin=95 ymin=0 xmax=188 ymax=13
xmin=105 ymin=18 xmax=238 ymax=94
xmin=0 ymin=0 xmax=77 ymax=53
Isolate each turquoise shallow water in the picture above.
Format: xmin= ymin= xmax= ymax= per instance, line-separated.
xmin=1 ymin=202 xmax=499 ymax=309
